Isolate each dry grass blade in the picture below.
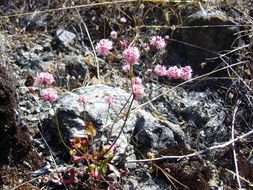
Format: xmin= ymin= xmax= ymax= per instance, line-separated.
xmin=0 ymin=0 xmax=197 ymax=19
xmin=153 ymin=163 xmax=189 ymax=190
xmin=225 ymin=168 xmax=253 ymax=187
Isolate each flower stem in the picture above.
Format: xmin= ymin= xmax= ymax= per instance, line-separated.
xmin=52 ymin=104 xmax=72 ymax=151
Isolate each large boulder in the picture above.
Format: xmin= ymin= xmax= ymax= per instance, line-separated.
xmin=52 ymin=85 xmax=185 ymax=161
xmin=145 ymin=83 xmax=227 ymax=148
xmin=165 ymin=10 xmax=239 ymax=75
xmin=0 ymin=63 xmax=30 ymax=165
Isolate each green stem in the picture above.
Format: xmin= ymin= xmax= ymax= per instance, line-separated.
xmin=106 ymin=94 xmax=132 ymax=141
xmin=103 ymin=95 xmax=135 ymax=155
xmin=52 ymin=103 xmax=72 ymax=151
xmin=105 ymin=103 xmax=111 ymax=127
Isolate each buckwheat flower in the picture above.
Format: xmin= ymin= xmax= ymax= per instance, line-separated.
xmin=144 ymin=43 xmax=150 ymax=51
xmin=119 ymin=40 xmax=128 ymax=49
xmin=122 ymin=64 xmax=130 ymax=73
xmin=123 ymin=47 xmax=140 ymax=64
xmin=167 ymin=66 xmax=182 ymax=79
xmin=154 ymin=64 xmax=167 ymax=76
xmin=120 ymin=17 xmax=127 ymax=23
xmin=133 ymin=77 xmax=142 ymax=85
xmin=37 ymin=72 xmax=54 ymax=86
xmin=150 ymin=36 xmax=166 ymax=49
xmin=96 ymin=39 xmax=113 ymax=55
xmin=110 ymin=31 xmax=118 ymax=39
xmin=77 ymin=95 xmax=88 ymax=104
xmin=104 ymin=95 xmax=117 ymax=104
xmin=181 ymin=66 xmax=193 ymax=80
xmin=27 ymin=86 xmax=35 ymax=93
xmin=132 ymin=84 xmax=145 ymax=100
xmin=41 ymin=88 xmax=58 ymax=102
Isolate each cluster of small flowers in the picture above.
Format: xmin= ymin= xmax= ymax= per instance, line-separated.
xmin=77 ymin=95 xmax=88 ymax=104
xmin=30 ymin=72 xmax=58 ymax=102
xmin=123 ymin=47 xmax=140 ymax=64
xmin=96 ymin=39 xmax=113 ymax=55
xmin=122 ymin=64 xmax=130 ymax=73
xmin=104 ymin=95 xmax=117 ymax=104
xmin=119 ymin=40 xmax=128 ymax=49
xmin=155 ymin=65 xmax=193 ymax=80
xmin=37 ymin=72 xmax=54 ymax=86
xmin=41 ymin=88 xmax=58 ymax=102
xmin=132 ymin=77 xmax=145 ymax=100
xmin=110 ymin=31 xmax=118 ymax=39
xmin=150 ymin=36 xmax=166 ymax=49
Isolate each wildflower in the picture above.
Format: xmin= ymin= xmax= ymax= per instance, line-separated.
xmin=37 ymin=72 xmax=54 ymax=86
xmin=143 ymin=43 xmax=150 ymax=51
xmin=104 ymin=95 xmax=117 ymax=104
xmin=132 ymin=77 xmax=142 ymax=85
xmin=181 ymin=66 xmax=193 ymax=80
xmin=167 ymin=66 xmax=182 ymax=79
xmin=96 ymin=39 xmax=113 ymax=55
xmin=123 ymin=47 xmax=140 ymax=64
xmin=110 ymin=31 xmax=118 ymax=39
xmin=154 ymin=64 xmax=167 ymax=76
xmin=41 ymin=88 xmax=58 ymax=102
xmin=120 ymin=17 xmax=127 ymax=23
xmin=122 ymin=64 xmax=130 ymax=73
xmin=27 ymin=86 xmax=35 ymax=93
xmin=132 ymin=84 xmax=145 ymax=100
xmin=150 ymin=36 xmax=166 ymax=49
xmin=119 ymin=40 xmax=128 ymax=49
xmin=77 ymin=95 xmax=87 ymax=104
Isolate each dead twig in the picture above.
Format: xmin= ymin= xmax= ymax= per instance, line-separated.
xmin=127 ymin=127 xmax=253 ymax=163
xmin=231 ymin=100 xmax=242 ymax=188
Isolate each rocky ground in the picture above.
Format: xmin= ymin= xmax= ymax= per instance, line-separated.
xmin=0 ymin=0 xmax=253 ymax=190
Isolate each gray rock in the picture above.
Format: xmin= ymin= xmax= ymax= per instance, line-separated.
xmin=182 ymin=10 xmax=238 ymax=73
xmin=54 ymin=84 xmax=184 ymax=160
xmin=55 ymin=85 xmax=138 ymax=157
xmin=121 ymin=167 xmax=170 ymax=190
xmin=134 ymin=110 xmax=184 ymax=155
xmin=55 ymin=29 xmax=76 ymax=46
xmin=165 ymin=10 xmax=239 ymax=75
xmin=65 ymin=56 xmax=89 ymax=79
xmin=145 ymin=83 xmax=227 ymax=147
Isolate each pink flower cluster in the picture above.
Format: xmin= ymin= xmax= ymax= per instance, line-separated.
xmin=119 ymin=40 xmax=128 ymax=49
xmin=110 ymin=31 xmax=118 ymax=39
xmin=132 ymin=77 xmax=142 ymax=85
xmin=154 ymin=65 xmax=167 ymax=76
xmin=77 ymin=95 xmax=88 ymax=104
xmin=41 ymin=88 xmax=58 ymax=102
xmin=180 ymin=66 xmax=193 ymax=80
xmin=37 ymin=72 xmax=54 ymax=86
xmin=96 ymin=39 xmax=113 ymax=55
xmin=122 ymin=64 xmax=130 ymax=73
xmin=27 ymin=86 xmax=35 ymax=93
xmin=104 ymin=95 xmax=117 ymax=104
xmin=132 ymin=77 xmax=144 ymax=100
xmin=150 ymin=36 xmax=166 ymax=49
xmin=123 ymin=47 xmax=140 ymax=64
xmin=155 ymin=65 xmax=193 ymax=80
xmin=132 ymin=84 xmax=144 ymax=100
